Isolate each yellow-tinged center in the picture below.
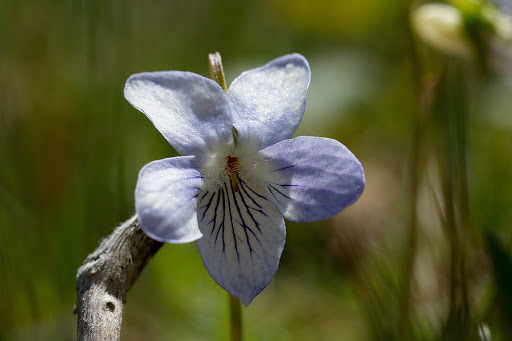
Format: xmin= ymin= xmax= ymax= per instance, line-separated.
xmin=227 ymin=156 xmax=240 ymax=192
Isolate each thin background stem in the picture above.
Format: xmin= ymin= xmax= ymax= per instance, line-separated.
xmin=400 ymin=1 xmax=426 ymax=338
xmin=441 ymin=61 xmax=472 ymax=339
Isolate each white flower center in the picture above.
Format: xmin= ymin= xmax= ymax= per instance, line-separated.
xmin=200 ymin=153 xmax=270 ymax=194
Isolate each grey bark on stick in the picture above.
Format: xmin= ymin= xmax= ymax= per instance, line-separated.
xmin=75 ymin=215 xmax=163 ymax=341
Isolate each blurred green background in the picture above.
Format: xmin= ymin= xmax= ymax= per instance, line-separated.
xmin=1 ymin=0 xmax=512 ymax=340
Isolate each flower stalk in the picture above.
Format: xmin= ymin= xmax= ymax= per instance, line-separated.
xmin=229 ymin=293 xmax=243 ymax=341
xmin=209 ymin=51 xmax=244 ymax=341
xmin=209 ymin=52 xmax=228 ymax=93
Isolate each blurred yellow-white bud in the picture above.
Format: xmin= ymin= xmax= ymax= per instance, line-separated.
xmin=412 ymin=3 xmax=473 ymax=58
xmin=491 ymin=10 xmax=512 ymax=42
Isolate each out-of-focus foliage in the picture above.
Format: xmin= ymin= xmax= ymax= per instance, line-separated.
xmin=1 ymin=0 xmax=512 ymax=340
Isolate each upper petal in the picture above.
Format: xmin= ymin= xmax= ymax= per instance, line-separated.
xmin=243 ymin=136 xmax=365 ymax=223
xmin=227 ymin=54 xmax=311 ymax=152
xmin=125 ymin=71 xmax=234 ymax=157
xmin=195 ymin=175 xmax=285 ymax=306
xmin=135 ymin=156 xmax=205 ymax=243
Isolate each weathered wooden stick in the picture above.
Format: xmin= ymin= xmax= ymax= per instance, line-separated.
xmin=75 ymin=215 xmax=163 ymax=341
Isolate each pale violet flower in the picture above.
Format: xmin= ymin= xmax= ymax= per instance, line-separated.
xmin=124 ymin=54 xmax=365 ymax=306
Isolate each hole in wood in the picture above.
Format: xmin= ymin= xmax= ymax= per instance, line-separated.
xmin=106 ymin=301 xmax=115 ymax=312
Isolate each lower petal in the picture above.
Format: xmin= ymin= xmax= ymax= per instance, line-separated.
xmin=195 ymin=176 xmax=285 ymax=306
xmin=135 ymin=156 xmax=204 ymax=243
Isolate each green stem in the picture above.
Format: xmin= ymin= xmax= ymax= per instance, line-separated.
xmin=229 ymin=294 xmax=243 ymax=341
xmin=400 ymin=3 xmax=432 ymax=338
xmin=435 ymin=60 xmax=473 ymax=340
xmin=209 ymin=52 xmax=228 ymax=93
xmin=208 ymin=52 xmax=243 ymax=341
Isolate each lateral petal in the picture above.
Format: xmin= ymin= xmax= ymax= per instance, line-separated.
xmin=195 ymin=176 xmax=285 ymax=306
xmin=135 ymin=156 xmax=204 ymax=243
xmin=245 ymin=136 xmax=365 ymax=223
xmin=125 ymin=71 xmax=234 ymax=157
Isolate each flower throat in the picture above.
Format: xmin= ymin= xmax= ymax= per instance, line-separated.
xmin=227 ymin=156 xmax=240 ymax=192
